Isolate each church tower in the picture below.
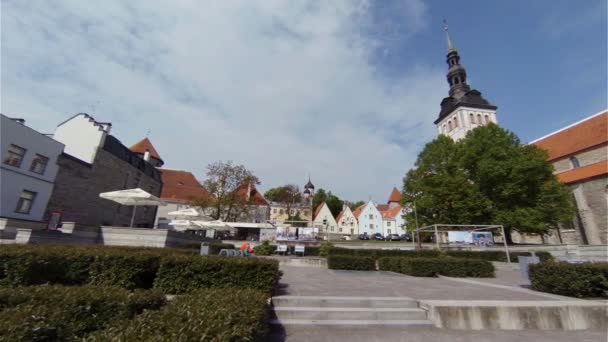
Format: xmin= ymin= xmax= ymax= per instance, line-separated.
xmin=435 ymin=21 xmax=498 ymax=141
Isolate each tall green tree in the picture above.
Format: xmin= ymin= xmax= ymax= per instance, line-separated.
xmin=312 ymin=188 xmax=343 ymax=217
xmin=402 ymin=124 xmax=575 ymax=244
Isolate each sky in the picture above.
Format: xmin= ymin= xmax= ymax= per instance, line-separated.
xmin=2 ymin=0 xmax=606 ymax=202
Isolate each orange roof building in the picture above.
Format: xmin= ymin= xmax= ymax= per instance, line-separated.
xmin=531 ymin=110 xmax=607 ymax=245
xmin=130 ymin=137 xmax=164 ymax=167
xmin=159 ymin=169 xmax=212 ymax=203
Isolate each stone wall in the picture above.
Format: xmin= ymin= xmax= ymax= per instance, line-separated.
xmin=571 ymin=176 xmax=608 ymax=244
xmin=46 ymin=148 xmax=162 ymax=228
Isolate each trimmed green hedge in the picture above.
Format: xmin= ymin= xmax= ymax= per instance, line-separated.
xmin=253 ymin=243 xmax=321 ymax=257
xmin=327 ymin=255 xmax=376 ymax=271
xmin=530 ymin=261 xmax=608 ymax=298
xmin=0 ymin=245 xmax=280 ymax=294
xmin=379 ymin=257 xmax=495 ymax=277
xmin=329 ymin=247 xmax=552 ymax=263
xmin=154 ymin=255 xmax=280 ymax=294
xmin=0 ymin=285 xmax=166 ymax=341
xmin=87 ymin=288 xmax=269 ymax=342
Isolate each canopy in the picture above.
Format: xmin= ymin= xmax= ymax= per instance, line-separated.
xmin=168 ymin=208 xmax=205 ymax=217
xmin=193 ymin=220 xmax=236 ymax=232
xmin=99 ymin=188 xmax=166 ymax=227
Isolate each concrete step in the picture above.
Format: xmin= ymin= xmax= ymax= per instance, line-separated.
xmin=273 ymin=307 xmax=427 ymax=320
xmin=269 ymin=319 xmax=434 ymax=327
xmin=272 ymin=296 xmax=419 ymax=308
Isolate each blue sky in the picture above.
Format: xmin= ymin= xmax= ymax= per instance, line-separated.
xmin=1 ymin=0 xmax=606 ymax=202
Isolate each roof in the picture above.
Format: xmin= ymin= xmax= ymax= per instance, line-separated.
xmin=313 ymin=202 xmax=325 ymax=219
xmin=376 ymin=204 xmax=390 ymax=212
xmin=129 ymin=137 xmax=164 ymax=163
xmin=352 ymin=203 xmax=367 ymax=219
xmin=531 ymin=111 xmax=608 ymax=161
xmin=380 ymin=206 xmax=402 ymax=220
xmin=388 ymin=187 xmax=402 ymax=203
xmin=435 ymin=90 xmax=497 ymax=124
xmin=159 ymin=169 xmax=212 ymax=202
xmin=235 ymin=183 xmax=269 ymax=206
xmin=335 ymin=210 xmax=345 ymax=223
xmin=57 ymin=113 xmax=112 ymax=132
xmin=556 ymin=161 xmax=608 ymax=184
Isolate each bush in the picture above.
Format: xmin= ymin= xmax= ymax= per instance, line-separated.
xmin=379 ymin=257 xmax=495 ymax=277
xmin=88 ymin=253 xmax=160 ymax=290
xmin=317 ymin=243 xmax=334 ymax=257
xmin=327 ymin=255 xmax=376 ymax=271
xmin=87 ymin=288 xmax=269 ymax=342
xmin=530 ymin=261 xmax=608 ymax=298
xmin=445 ymin=250 xmax=553 ymax=263
xmin=306 ymin=246 xmax=321 ymax=256
xmin=154 ymin=255 xmax=280 ymax=294
xmin=328 ymin=248 xmax=442 ymax=259
xmin=0 ymin=285 xmax=166 ymax=341
xmin=254 ymin=241 xmax=277 ymax=256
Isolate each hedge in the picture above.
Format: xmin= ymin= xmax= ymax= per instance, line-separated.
xmin=327 ymin=255 xmax=376 ymax=271
xmin=253 ymin=242 xmax=320 ymax=256
xmin=154 ymin=255 xmax=280 ymax=294
xmin=0 ymin=245 xmax=280 ymax=294
xmin=0 ymin=285 xmax=166 ymax=341
xmin=86 ymin=288 xmax=269 ymax=342
xmin=530 ymin=261 xmax=608 ymax=298
xmin=329 ymin=247 xmax=552 ymax=263
xmin=379 ymin=257 xmax=495 ymax=277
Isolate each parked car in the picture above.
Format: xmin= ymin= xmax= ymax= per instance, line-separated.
xmin=400 ymin=233 xmax=412 ymax=242
xmin=385 ymin=234 xmax=401 ymax=241
xmin=358 ymin=234 xmax=370 ymax=240
xmin=341 ymin=235 xmax=352 ymax=241
xmin=371 ymin=233 xmax=384 ymax=240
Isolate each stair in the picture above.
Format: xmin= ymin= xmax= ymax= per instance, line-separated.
xmin=270 ymin=296 xmax=434 ymax=327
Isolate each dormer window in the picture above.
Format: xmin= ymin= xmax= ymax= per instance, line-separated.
xmin=569 ymin=157 xmax=580 ymax=169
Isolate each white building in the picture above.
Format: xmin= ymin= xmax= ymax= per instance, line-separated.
xmin=435 ymin=25 xmax=497 ymax=141
xmin=381 ymin=206 xmax=407 ymax=236
xmin=1 ymin=114 xmax=64 ymax=221
xmin=354 ymin=200 xmax=383 ymax=236
xmin=336 ymin=205 xmax=358 ymax=236
xmin=312 ymin=202 xmax=338 ymax=236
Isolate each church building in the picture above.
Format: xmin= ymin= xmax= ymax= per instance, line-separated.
xmin=435 ymin=24 xmax=498 ymax=140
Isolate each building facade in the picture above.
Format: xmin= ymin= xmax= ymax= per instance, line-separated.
xmin=531 ymin=110 xmax=608 ymax=245
xmin=312 ymin=202 xmax=338 ymax=235
xmin=354 ymin=200 xmax=383 ymax=236
xmin=1 ymin=114 xmax=64 ymax=221
xmin=379 ymin=188 xmax=407 ymax=236
xmin=47 ymin=113 xmax=162 ymax=227
xmin=336 ymin=205 xmax=359 ymax=236
xmin=435 ymin=25 xmax=497 ymax=140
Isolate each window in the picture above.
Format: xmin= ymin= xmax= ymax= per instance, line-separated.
xmin=570 ymin=157 xmax=580 ymax=169
xmin=4 ymin=144 xmax=26 ymax=168
xmin=369 ymin=224 xmax=374 ymax=229
xmin=470 ymin=113 xmax=475 ymax=125
xmin=29 ymin=154 xmax=49 ymax=174
xmin=448 ymin=120 xmax=453 ymax=131
xmin=369 ymin=214 xmax=373 ymax=219
xmin=339 ymin=228 xmax=342 ymax=233
xmin=484 ymin=115 xmax=490 ymax=124
xmin=272 ymin=208 xmax=277 ymax=214
xmin=279 ymin=209 xmax=284 ymax=214
xmin=453 ymin=116 xmax=458 ymax=128
xmin=387 ymin=229 xmax=391 ymax=234
xmin=323 ymin=218 xmax=327 ymax=225
xmin=477 ymin=114 xmax=482 ymax=124
xmin=387 ymin=221 xmax=391 ymax=226
xmin=15 ymin=190 xmax=36 ymax=214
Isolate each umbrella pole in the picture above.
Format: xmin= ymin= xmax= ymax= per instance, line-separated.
xmin=130 ymin=205 xmax=137 ymax=227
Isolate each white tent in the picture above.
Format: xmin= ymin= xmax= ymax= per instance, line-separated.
xmin=99 ymin=188 xmax=166 ymax=227
xmin=167 ymin=208 xmax=213 ymax=231
xmin=193 ymin=220 xmax=236 ymax=232
xmin=168 ymin=208 xmax=206 ymax=217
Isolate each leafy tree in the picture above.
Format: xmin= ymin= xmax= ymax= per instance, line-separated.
xmin=191 ymin=161 xmax=260 ymax=221
xmin=345 ymin=200 xmax=366 ymax=211
xmin=264 ymin=184 xmax=305 ymax=223
xmin=312 ymin=188 xmax=344 ymax=217
xmin=402 ymin=124 xmax=575 ymax=244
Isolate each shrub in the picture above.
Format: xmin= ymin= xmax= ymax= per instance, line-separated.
xmin=154 ymin=255 xmax=280 ymax=294
xmin=0 ymin=286 xmax=166 ymax=341
xmin=254 ymin=241 xmax=277 ymax=256
xmin=328 ymin=248 xmax=441 ymax=259
xmin=530 ymin=261 xmax=608 ymax=298
xmin=88 ymin=253 xmax=160 ymax=290
xmin=305 ymin=246 xmax=321 ymax=256
xmin=379 ymin=257 xmax=494 ymax=278
xmin=327 ymin=255 xmax=376 ymax=271
xmin=87 ymin=288 xmax=269 ymax=342
xmin=318 ymin=243 xmax=334 ymax=257
xmin=445 ymin=250 xmax=553 ymax=263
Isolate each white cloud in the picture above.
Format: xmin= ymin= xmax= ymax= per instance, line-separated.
xmin=1 ymin=0 xmax=446 ymax=201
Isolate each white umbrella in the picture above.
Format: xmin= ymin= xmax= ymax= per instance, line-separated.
xmin=168 ymin=208 xmax=205 ymax=217
xmin=99 ymin=188 xmax=166 ymax=227
xmin=192 ymin=219 xmax=236 ymax=232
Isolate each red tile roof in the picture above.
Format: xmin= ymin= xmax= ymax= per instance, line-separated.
xmin=388 ymin=187 xmax=402 ymax=203
xmin=376 ymin=204 xmax=390 ymax=212
xmin=335 ymin=209 xmax=345 ymax=223
xmin=556 ymin=161 xmax=608 ymax=184
xmin=130 ymin=138 xmax=163 ymax=163
xmin=380 ymin=206 xmax=402 ymax=219
xmin=532 ymin=111 xmax=608 ymax=161
xmin=159 ymin=169 xmax=212 ymax=202
xmin=235 ymin=183 xmax=269 ymax=206
xmin=352 ymin=203 xmax=366 ymax=219
xmin=313 ymin=202 xmax=325 ymax=219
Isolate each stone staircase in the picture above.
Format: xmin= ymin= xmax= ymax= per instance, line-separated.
xmin=270 ymin=296 xmax=434 ymax=327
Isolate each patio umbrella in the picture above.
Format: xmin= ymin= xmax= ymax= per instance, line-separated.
xmin=99 ymin=188 xmax=166 ymax=227
xmin=192 ymin=219 xmax=236 ymax=232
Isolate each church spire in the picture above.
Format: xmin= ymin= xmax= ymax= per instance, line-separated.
xmin=443 ymin=20 xmax=471 ymax=99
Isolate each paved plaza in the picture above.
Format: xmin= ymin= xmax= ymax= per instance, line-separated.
xmin=269 ymin=265 xmax=606 ymax=342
